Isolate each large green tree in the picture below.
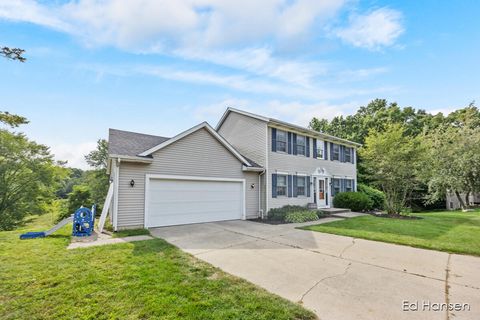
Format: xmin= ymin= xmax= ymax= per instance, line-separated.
xmin=0 ymin=115 xmax=59 ymax=230
xmin=423 ymin=125 xmax=480 ymax=210
xmin=83 ymin=139 xmax=109 ymax=210
xmin=360 ymin=124 xmax=425 ymax=215
xmin=309 ymin=99 xmax=439 ymax=145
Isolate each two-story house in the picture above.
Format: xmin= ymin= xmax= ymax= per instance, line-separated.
xmin=106 ymin=107 xmax=359 ymax=230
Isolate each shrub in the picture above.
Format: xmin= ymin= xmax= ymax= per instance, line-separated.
xmin=267 ymin=205 xmax=306 ymax=221
xmin=284 ymin=210 xmax=319 ymax=223
xmin=357 ymin=183 xmax=386 ymax=210
xmin=58 ymin=185 xmax=93 ymax=221
xmin=333 ymin=192 xmax=373 ymax=212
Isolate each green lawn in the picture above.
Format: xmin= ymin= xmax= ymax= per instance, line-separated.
xmin=0 ymin=214 xmax=314 ymax=320
xmin=302 ymin=210 xmax=480 ymax=256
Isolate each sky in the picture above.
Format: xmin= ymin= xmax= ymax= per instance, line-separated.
xmin=1 ymin=0 xmax=479 ymax=169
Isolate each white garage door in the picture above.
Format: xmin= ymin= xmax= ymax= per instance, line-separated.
xmin=146 ymin=176 xmax=244 ymax=228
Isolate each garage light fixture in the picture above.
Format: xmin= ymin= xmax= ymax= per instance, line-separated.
xmin=130 ymin=179 xmax=135 ymax=187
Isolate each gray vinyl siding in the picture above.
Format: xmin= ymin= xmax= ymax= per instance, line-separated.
xmin=268 ymin=126 xmax=357 ymax=210
xmin=218 ymin=111 xmax=267 ymax=167
xmin=116 ymin=128 xmax=259 ymax=228
xmin=446 ymin=192 xmax=480 ymax=210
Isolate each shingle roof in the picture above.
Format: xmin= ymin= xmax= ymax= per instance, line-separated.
xmin=108 ymin=127 xmax=264 ymax=169
xmin=108 ymin=128 xmax=170 ymax=157
xmin=241 ymin=155 xmax=263 ymax=168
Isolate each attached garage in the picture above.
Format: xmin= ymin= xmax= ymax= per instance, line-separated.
xmin=145 ymin=175 xmax=245 ymax=228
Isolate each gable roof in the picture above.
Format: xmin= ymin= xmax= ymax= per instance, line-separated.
xmin=108 ymin=129 xmax=170 ymax=159
xmin=138 ymin=122 xmax=252 ymax=167
xmin=216 ymin=107 xmax=361 ymax=147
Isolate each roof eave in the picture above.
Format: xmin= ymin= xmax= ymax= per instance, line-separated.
xmin=108 ymin=154 xmax=154 ymax=164
xmin=216 ymin=107 xmax=269 ymax=131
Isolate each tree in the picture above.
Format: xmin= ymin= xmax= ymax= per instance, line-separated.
xmin=83 ymin=139 xmax=109 ymax=211
xmin=360 ymin=124 xmax=425 ymax=215
xmin=0 ymin=129 xmax=57 ymax=230
xmin=0 ymin=111 xmax=29 ymax=128
xmin=1 ymin=47 xmax=26 ymax=62
xmin=423 ymin=125 xmax=480 ymax=210
xmin=85 ymin=139 xmax=108 ymax=169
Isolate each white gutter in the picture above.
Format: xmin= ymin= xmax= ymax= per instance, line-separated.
xmin=109 ymin=154 xmax=153 ymax=164
xmin=258 ymin=169 xmax=266 ymax=219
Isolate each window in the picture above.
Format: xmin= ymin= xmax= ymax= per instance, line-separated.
xmin=333 ymin=179 xmax=341 ymax=196
xmin=296 ymin=176 xmax=306 ymax=196
xmin=276 ymin=175 xmax=287 ymax=196
xmin=345 ymin=147 xmax=352 ymax=162
xmin=276 ymin=130 xmax=287 ymax=152
xmin=332 ymin=144 xmax=340 ymax=161
xmin=316 ymin=141 xmax=324 ymax=159
xmin=296 ymin=135 xmax=306 ymax=155
xmin=345 ymin=179 xmax=353 ymax=192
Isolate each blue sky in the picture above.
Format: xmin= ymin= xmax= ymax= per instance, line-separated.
xmin=1 ymin=0 xmax=479 ymax=168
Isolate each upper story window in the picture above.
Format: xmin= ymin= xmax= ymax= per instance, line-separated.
xmin=345 ymin=179 xmax=353 ymax=192
xmin=296 ymin=176 xmax=306 ymax=196
xmin=296 ymin=135 xmax=306 ymax=156
xmin=332 ymin=144 xmax=340 ymax=161
xmin=345 ymin=147 xmax=352 ymax=163
xmin=316 ymin=141 xmax=324 ymax=159
xmin=276 ymin=130 xmax=287 ymax=153
xmin=276 ymin=174 xmax=287 ymax=196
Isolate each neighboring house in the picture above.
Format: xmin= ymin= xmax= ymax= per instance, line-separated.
xmin=446 ymin=192 xmax=480 ymax=210
xmin=107 ymin=108 xmax=360 ymax=230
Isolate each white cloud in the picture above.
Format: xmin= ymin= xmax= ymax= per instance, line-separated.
xmin=0 ymin=0 xmax=345 ymax=49
xmin=50 ymin=141 xmax=97 ymax=169
xmin=175 ymin=47 xmax=327 ymax=88
xmin=334 ymin=8 xmax=404 ymax=50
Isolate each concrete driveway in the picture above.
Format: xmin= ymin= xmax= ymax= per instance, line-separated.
xmin=150 ymin=219 xmax=480 ymax=320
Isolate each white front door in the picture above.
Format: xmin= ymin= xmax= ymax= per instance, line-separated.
xmin=316 ymin=178 xmax=327 ymax=208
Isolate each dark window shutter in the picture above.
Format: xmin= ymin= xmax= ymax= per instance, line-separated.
xmin=352 ymin=179 xmax=355 ymax=191
xmin=340 ymin=145 xmax=345 ymax=162
xmin=325 ymin=178 xmax=328 ymax=205
xmin=330 ymin=143 xmax=334 ymax=161
xmin=307 ymin=176 xmax=311 ymax=197
xmin=352 ymin=149 xmax=355 ymax=164
xmin=313 ymin=139 xmax=317 ymax=158
xmin=341 ymin=179 xmax=346 ymax=192
xmin=288 ymin=175 xmax=293 ymax=197
xmin=331 ymin=178 xmax=336 ymax=196
xmin=293 ymin=175 xmax=298 ymax=197
xmin=272 ymin=173 xmax=277 ymax=198
xmin=271 ymin=128 xmax=277 ymax=152
xmin=306 ymin=137 xmax=310 ymax=157
xmin=287 ymin=132 xmax=292 ymax=154
xmin=324 ymin=141 xmax=328 ymax=160
xmin=292 ymin=133 xmax=297 ymax=155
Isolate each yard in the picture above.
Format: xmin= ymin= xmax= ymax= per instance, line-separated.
xmin=302 ymin=210 xmax=480 ymax=256
xmin=0 ymin=214 xmax=314 ymax=320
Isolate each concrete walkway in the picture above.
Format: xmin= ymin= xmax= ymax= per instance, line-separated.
xmin=150 ymin=219 xmax=480 ymax=320
xmin=67 ymin=235 xmax=153 ymax=249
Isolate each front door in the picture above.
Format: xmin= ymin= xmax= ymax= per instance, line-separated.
xmin=316 ymin=178 xmax=327 ymax=208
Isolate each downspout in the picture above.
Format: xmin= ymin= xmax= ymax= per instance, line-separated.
xmin=113 ymin=157 xmax=121 ymax=231
xmin=258 ymin=169 xmax=266 ymax=219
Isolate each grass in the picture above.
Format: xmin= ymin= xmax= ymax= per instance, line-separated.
xmin=302 ymin=210 xmax=480 ymax=256
xmin=0 ymin=213 xmax=315 ymax=320
xmin=111 ymin=228 xmax=151 ymax=238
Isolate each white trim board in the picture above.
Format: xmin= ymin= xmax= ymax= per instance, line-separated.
xmin=144 ymin=174 xmax=246 ymax=228
xmin=138 ymin=122 xmax=251 ymax=167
